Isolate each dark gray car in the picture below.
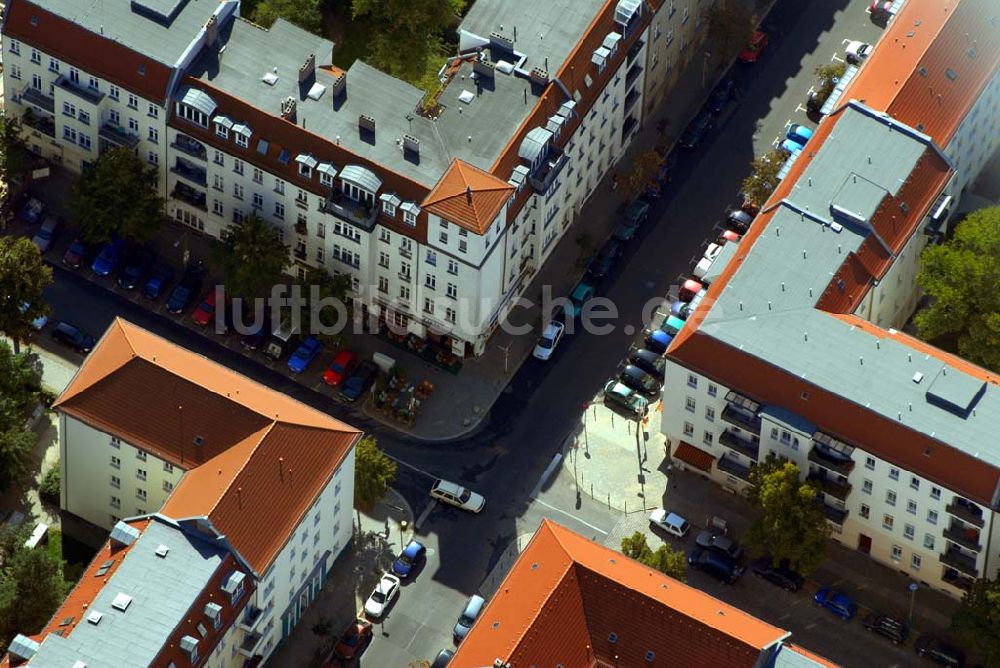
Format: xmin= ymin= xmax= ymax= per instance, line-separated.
xmin=695 ymin=529 xmax=744 ymax=560
xmin=629 ymin=348 xmax=666 ymax=380
xmin=618 ymin=364 xmax=662 ymax=397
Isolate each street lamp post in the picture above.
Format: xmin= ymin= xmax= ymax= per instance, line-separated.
xmin=702 ymin=52 xmax=713 ymax=89
xmin=908 ymin=582 xmax=918 ymax=622
xmin=398 ymin=519 xmax=409 ymax=548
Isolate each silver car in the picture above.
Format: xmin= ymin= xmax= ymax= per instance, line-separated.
xmin=31 ymin=216 xmax=61 ymax=253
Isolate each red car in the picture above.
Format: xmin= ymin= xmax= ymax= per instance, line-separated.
xmin=191 ymin=289 xmax=219 ymax=327
xmin=332 ymin=619 xmax=372 ymax=661
xmin=738 ymin=31 xmax=769 ymax=63
xmin=323 ymin=350 xmax=358 ymax=387
xmin=869 ymin=0 xmax=893 ymax=17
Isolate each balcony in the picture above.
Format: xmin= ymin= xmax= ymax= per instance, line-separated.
xmin=717 ymin=454 xmax=752 ymax=482
xmin=626 ymin=38 xmax=645 ymax=65
xmin=170 ymin=159 xmax=207 ymax=187
xmin=54 ymin=75 xmax=104 ymax=105
xmin=623 ymin=88 xmax=641 ymax=115
xmin=625 ymin=61 xmax=643 ymax=89
xmin=171 ymin=183 xmax=207 ymax=211
xmin=319 ymin=190 xmax=378 ymax=229
xmin=942 ymin=567 xmax=974 ymax=592
xmin=822 ymin=504 xmax=849 ymax=526
xmin=22 ymin=110 xmax=55 ymax=138
xmin=621 ymin=115 xmax=639 ymax=142
xmin=237 ymin=605 xmax=263 ymax=633
xmin=720 ymin=405 xmax=761 ymax=434
xmin=944 ymin=521 xmax=982 ymax=552
xmin=718 ymin=429 xmax=759 ymax=460
xmin=238 ymin=630 xmax=264 ymax=658
xmin=946 ymin=499 xmax=985 ymax=528
xmin=807 ymin=443 xmax=855 ymax=477
xmin=20 ymin=87 xmax=55 ymax=115
xmin=940 ymin=546 xmax=979 ymax=578
xmin=293 ymin=247 xmax=307 ymax=261
xmin=171 ymin=134 xmax=207 ymax=161
xmin=98 ymin=122 xmax=139 ymax=148
xmin=807 ymin=471 xmax=852 ymax=501
xmin=529 ymin=148 xmax=568 ymax=194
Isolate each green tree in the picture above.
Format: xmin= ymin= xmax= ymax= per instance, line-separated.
xmin=300 ymin=266 xmax=352 ymax=345
xmin=354 ymin=435 xmax=397 ymax=510
xmin=351 ymin=0 xmax=465 ymax=83
xmin=703 ymin=0 xmax=756 ymax=55
xmin=0 ymin=428 xmax=37 ymax=494
xmin=71 ymin=147 xmax=164 ymax=244
xmin=915 ymin=206 xmax=1000 ymax=372
xmin=744 ymin=454 xmax=830 ymax=575
xmin=814 ymin=61 xmax=847 ymax=105
xmin=622 ymin=150 xmax=663 ymax=201
xmin=740 ymin=148 xmax=785 ymax=211
xmin=0 ymin=237 xmax=53 ymax=354
xmin=214 ymin=215 xmax=290 ymax=302
xmin=621 ymin=531 xmax=654 ymax=561
xmin=251 ymin=0 xmax=323 ymax=34
xmin=0 ymin=525 xmax=67 ymax=649
xmin=0 ymin=113 xmax=30 ymax=189
xmin=952 ymin=576 xmax=1000 ymax=667
xmin=621 ymin=532 xmax=687 ymax=581
xmin=38 ymin=466 xmax=60 ymax=505
xmin=0 ymin=342 xmax=44 ymax=429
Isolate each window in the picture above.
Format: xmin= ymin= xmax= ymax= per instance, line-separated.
xmin=400 ymin=261 xmax=411 ymax=279
xmin=423 ymin=297 xmax=434 ymax=314
xmin=377 ymin=276 xmax=388 ymax=293
xmin=163 ymin=462 xmax=174 ymax=474
xmin=128 ymin=94 xmax=139 ymax=110
xmin=316 ymin=248 xmax=324 ymax=264
xmin=297 ymin=188 xmax=308 ymax=204
xmin=685 ymin=397 xmax=696 ymax=412
xmin=458 ymin=240 xmax=468 ymax=253
xmin=448 ymin=259 xmax=459 ymax=275
xmin=30 ymin=48 xmax=41 ymax=64
xmin=128 ymin=117 xmax=139 ymax=132
xmin=383 ymin=200 xmax=397 ymax=216
xmin=148 ymin=127 xmax=158 ymax=143
xmin=78 ymin=110 xmax=91 ymax=125
xmin=890 ymin=545 xmax=902 ymax=561
xmin=110 ymin=437 xmax=121 ymax=449
xmin=886 ymin=490 xmax=896 ymax=506
xmin=445 ymin=308 xmax=456 ymax=324
xmin=274 ymin=178 xmax=285 ymax=195
xmin=236 ymin=133 xmax=248 ymax=148
xmin=687 ymin=374 xmax=698 ymax=389
xmin=379 ymin=229 xmax=391 ymax=243
xmin=253 ymin=167 xmax=263 ymax=183
xmin=62 ymin=101 xmax=77 ymax=118
xmin=865 ymin=456 xmax=876 ymax=470
xmin=399 ymin=285 xmax=410 ymax=301
xmin=904 ymin=523 xmax=915 ymax=540
xmin=233 ymin=183 xmax=243 ymax=199
xmin=882 ymin=514 xmax=894 ymax=530
xmin=31 ymin=74 xmax=41 ymax=91
xmin=111 ymin=456 xmax=121 ymax=469
xmin=147 ymin=104 xmax=158 ymax=118
xmin=298 ymin=162 xmax=312 ymax=178
xmin=705 ymin=407 xmax=715 ymax=422
xmin=316 ymin=222 xmax=325 ymax=238
xmin=683 ymin=422 xmax=694 ymax=437
xmin=213 ymin=199 xmax=224 ymax=216
xmin=930 ymin=486 xmax=941 ymax=500
xmin=923 ymin=533 xmax=935 ymax=550
xmin=446 ymin=283 xmax=457 ymax=299
xmin=136 ymin=450 xmax=147 ymax=462
xmin=889 ymin=467 xmax=899 ymax=481
xmin=703 ymin=431 xmax=713 ymax=446
xmin=274 ymin=202 xmax=285 ymax=219
xmin=910 ymin=476 xmax=919 ymax=491
xmin=49 ymin=58 xmax=60 ymax=73
xmin=439 ymin=231 xmax=448 ymax=244
xmin=859 ymin=503 xmax=870 ymax=519
xmin=232 ymin=158 xmax=244 ymax=175
xmin=927 ymin=509 xmax=938 ymax=525
xmin=458 ymin=228 xmax=468 ymax=238
xmin=425 ymin=274 xmax=436 ymax=290
xmin=148 ymin=151 xmax=159 ymax=166
xmin=378 ymin=252 xmax=390 ymax=268
xmin=109 ymin=84 xmax=120 ymax=100
xmin=136 ymin=468 xmax=147 ymax=481
xmin=8 ymin=64 xmax=20 ymax=80
xmin=110 ymin=475 xmax=121 ymax=489
xmin=111 ymin=496 xmax=121 ymax=509
xmin=252 ymin=193 xmax=264 ymax=209
xmin=403 ymin=209 xmax=417 ymax=226
xmin=136 ymin=489 xmax=147 ymax=501
xmin=426 ymin=250 xmax=437 ymax=266
xmin=163 ymin=480 xmax=174 ymax=493
xmin=707 ymin=384 xmax=717 ymax=397
xmin=906 ymin=499 xmax=917 ymax=515
xmin=862 ymin=479 xmax=873 ymax=495
xmin=911 ymin=554 xmax=921 ymax=570
xmin=8 ymin=39 xmax=19 ymax=55
xmin=213 ymin=150 xmax=224 ymax=165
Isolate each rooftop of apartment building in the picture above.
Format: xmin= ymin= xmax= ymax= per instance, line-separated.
xmin=452 ymin=519 xmax=838 ymax=668
xmin=4 ymin=517 xmax=249 ymax=666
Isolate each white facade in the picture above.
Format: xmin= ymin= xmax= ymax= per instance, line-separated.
xmin=643 ymin=0 xmax=710 ymax=117
xmin=942 ymin=65 xmax=1000 ymax=198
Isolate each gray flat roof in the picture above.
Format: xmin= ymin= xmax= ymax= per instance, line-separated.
xmin=702 ymin=102 xmax=1000 ymax=468
xmin=29 ymin=519 xmax=228 ymax=666
xmin=33 ymin=0 xmax=219 ymax=67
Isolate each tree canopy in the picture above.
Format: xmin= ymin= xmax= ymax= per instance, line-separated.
xmin=0 ymin=113 xmax=30 ymax=188
xmin=952 ymin=576 xmax=1000 ymax=667
xmin=0 ymin=523 xmax=67 ymax=651
xmin=703 ymin=0 xmax=756 ymax=56
xmin=621 ymin=150 xmax=663 ymax=201
xmin=744 ymin=454 xmax=830 ymax=575
xmin=354 ymin=435 xmax=397 ymax=509
xmin=250 ymin=0 xmax=324 ymax=34
xmin=71 ymin=147 xmax=164 ymax=244
xmin=915 ymin=206 xmax=1000 ymax=372
xmin=301 ymin=266 xmax=352 ymax=344
xmin=814 ymin=61 xmax=847 ymax=105
xmin=0 ymin=237 xmax=52 ymax=353
xmin=620 ymin=531 xmax=687 ymax=582
xmin=0 ymin=342 xmax=44 ymax=491
xmin=214 ymin=215 xmax=290 ymax=302
xmin=740 ymin=148 xmax=785 ymax=211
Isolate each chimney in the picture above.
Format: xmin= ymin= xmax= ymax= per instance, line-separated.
xmin=205 ymin=15 xmax=219 ymax=46
xmin=489 ymin=30 xmax=514 ymax=52
xmin=298 ymin=53 xmax=316 ymax=84
xmin=329 ymin=68 xmax=347 ymax=97
xmin=402 ymin=134 xmax=420 ymax=157
xmin=359 ymin=114 xmax=376 ymax=134
xmin=529 ymin=66 xmax=549 ymax=86
xmin=473 ymin=57 xmax=495 ymax=79
xmin=465 ymin=185 xmax=472 ymax=204
xmin=281 ymin=96 xmax=296 ymax=122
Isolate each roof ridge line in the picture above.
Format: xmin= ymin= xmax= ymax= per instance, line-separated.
xmin=113 ymin=317 xmax=139 ymax=356
xmin=202 ymin=422 xmax=278 ymax=517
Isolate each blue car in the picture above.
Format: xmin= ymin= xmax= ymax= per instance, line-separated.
xmin=644 ymin=328 xmax=674 ymax=354
xmin=142 ymin=265 xmax=176 ymax=300
xmin=781 ymin=137 xmax=805 ymax=154
xmin=814 ymin=588 xmax=857 ymax=620
xmin=787 ymin=123 xmax=814 ymax=146
xmin=91 ymin=240 xmax=124 ymax=277
xmin=391 ymin=540 xmax=426 ymax=579
xmin=166 ymin=274 xmax=202 ymax=314
xmin=287 ymin=336 xmax=322 ymax=373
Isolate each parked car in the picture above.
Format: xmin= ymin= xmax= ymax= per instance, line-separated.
xmin=453 ymin=595 xmax=486 ymax=643
xmin=629 ymin=348 xmax=665 ymax=380
xmin=166 ymin=272 xmax=202 ymax=314
xmin=332 ymin=619 xmax=373 ymax=661
xmin=688 ymin=547 xmax=745 ymax=584
xmin=191 ymin=289 xmax=220 ymax=327
xmin=563 ymin=282 xmax=596 ymax=318
xmin=91 ymin=239 xmax=124 ymax=277
xmin=51 ymin=321 xmax=96 ymax=354
xmin=862 ymin=612 xmax=909 ymax=644
xmin=533 ymin=321 xmax=565 ymax=361
xmin=264 ymin=317 xmax=300 ymax=361
xmin=780 ymin=136 xmax=805 ymax=154
xmin=31 ymin=215 xmax=61 ymax=253
xmin=643 ymin=328 xmax=674 ymax=354
xmin=429 ymin=479 xmax=485 ymax=513
xmin=869 ymin=0 xmax=894 ymax=19
xmin=787 ymin=123 xmax=814 ymax=146
xmin=660 ymin=315 xmax=687 ymax=338
xmin=725 ymin=209 xmax=754 ymax=234
xmin=707 ymin=78 xmax=736 ymax=114
xmin=338 ymin=360 xmax=378 ymax=402
xmin=118 ymin=249 xmax=154 ymax=290
xmin=750 ymin=557 xmax=804 ymax=592
xmin=678 ymin=111 xmax=715 ymax=150
xmin=738 ymin=30 xmax=769 ymax=63
xmin=603 ymin=379 xmax=649 ymax=415
xmin=20 ymin=302 xmax=48 ymax=331
xmin=618 ymin=364 xmax=662 ymax=397
xmin=391 ymin=540 xmax=426 ymax=579
xmin=806 ymin=89 xmax=826 ymax=114
xmin=813 ymin=588 xmax=858 ymax=620
xmin=845 ymin=40 xmax=873 ymax=64
xmin=648 ymin=509 xmax=690 ymax=538
xmin=612 ymin=201 xmax=650 ymax=241
xmin=695 ymin=529 xmax=744 ymax=560
xmin=323 ymin=350 xmax=358 ymax=387
xmin=914 ymin=635 xmax=966 ymax=667
xmin=670 ymin=299 xmax=693 ymax=320
xmin=287 ymin=336 xmax=322 ymax=373
xmin=586 ymin=238 xmax=625 ymax=281
xmin=62 ymin=237 xmax=90 ymax=270
xmin=17 ymin=198 xmax=45 ymax=224
xmin=430 ymin=649 xmax=455 ymax=668
xmin=718 ymin=229 xmax=742 ymax=244
xmin=693 ymin=242 xmax=724 ymax=280
xmin=142 ymin=265 xmax=176 ymax=300
xmin=363 ymin=573 xmax=400 ymax=618
xmin=239 ymin=310 xmax=273 ymax=351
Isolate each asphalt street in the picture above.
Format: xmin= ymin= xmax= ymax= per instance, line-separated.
xmin=33 ymin=0 xmax=895 ymax=664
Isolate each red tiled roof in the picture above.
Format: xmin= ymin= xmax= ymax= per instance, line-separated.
xmin=4 ymin=1 xmax=174 ymax=104
xmin=453 ymin=520 xmax=791 ymax=667
xmin=422 ymin=159 xmax=514 ymax=233
xmin=674 ymin=441 xmax=716 ymax=472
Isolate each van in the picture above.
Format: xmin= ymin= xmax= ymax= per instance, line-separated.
xmin=453 ymin=594 xmax=486 ymax=642
xmin=263 ymin=318 xmax=300 ymax=360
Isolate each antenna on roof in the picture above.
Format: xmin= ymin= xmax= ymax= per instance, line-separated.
xmin=279 ymin=457 xmax=285 ymax=481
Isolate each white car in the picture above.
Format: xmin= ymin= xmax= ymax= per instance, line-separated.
xmin=845 ymin=40 xmax=873 ymax=64
xmin=363 ymin=573 xmax=400 ymax=618
xmin=532 ymin=321 xmax=565 ymax=360
xmin=430 ymin=479 xmax=486 ymax=513
xmin=693 ymin=243 xmax=724 ymax=279
xmin=649 ymin=509 xmax=691 ymax=538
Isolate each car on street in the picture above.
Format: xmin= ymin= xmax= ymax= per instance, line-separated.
xmin=678 ymin=111 xmax=715 ymax=150
xmin=91 ymin=239 xmax=124 ymax=277
xmin=707 ymin=78 xmax=736 ymax=114
xmin=678 ymin=278 xmax=705 ymax=302
xmin=391 ymin=540 xmax=426 ymax=579
xmin=750 ymin=557 xmax=804 ymax=592
xmin=586 ymin=238 xmax=625 ymax=281
xmin=142 ymin=265 xmax=176 ymax=300
xmin=725 ymin=208 xmax=754 ymax=234
xmin=118 ymin=249 xmax=154 ymax=290
xmin=533 ymin=320 xmax=565 ymax=361
xmin=338 ymin=360 xmax=378 ymax=402
xmin=62 ymin=237 xmax=90 ymax=270
xmin=166 ymin=271 xmax=202 ymax=314
xmin=612 ymin=201 xmax=650 ymax=241
xmin=695 ymin=530 xmax=744 ymax=560
xmin=643 ymin=328 xmax=674 ymax=354
xmin=363 ymin=573 xmax=400 ymax=619
xmin=814 ymin=588 xmax=858 ymax=620
xmin=688 ymin=547 xmax=745 ymax=584
xmin=17 ymin=198 xmax=44 ymax=225
xmin=914 ymin=635 xmax=966 ymax=667
xmin=322 ymin=350 xmax=358 ymax=387
xmin=738 ymin=30 xmax=769 ymax=63
xmin=845 ymin=40 xmax=873 ymax=64
xmin=629 ymin=348 xmax=665 ymax=380
xmin=430 ymin=479 xmax=485 ymax=513
xmin=786 ymin=123 xmax=814 ymax=146
xmin=430 ymin=649 xmax=455 ymax=667
xmin=807 ymin=89 xmax=826 ymax=114
xmin=670 ymin=299 xmax=693 ymax=320
xmin=51 ymin=321 xmax=96 ymax=354
xmin=648 ymin=509 xmax=690 ymax=538
xmin=287 ymin=336 xmax=322 ymax=373
xmin=332 ymin=618 xmax=373 ymax=661
xmin=31 ymin=216 xmax=61 ymax=253
xmin=869 ymin=0 xmax=894 ymax=20
xmin=718 ymin=229 xmax=742 ymax=244
xmin=603 ymin=379 xmax=649 ymax=415
xmin=863 ymin=612 xmax=909 ymax=644
xmin=19 ymin=302 xmax=48 ymax=331
xmin=191 ymin=289 xmax=220 ymax=327
xmin=693 ymin=242 xmax=724 ymax=280
xmin=563 ymin=282 xmax=596 ymax=318
xmin=453 ymin=594 xmax=486 ymax=643
xmin=618 ymin=364 xmax=661 ymax=397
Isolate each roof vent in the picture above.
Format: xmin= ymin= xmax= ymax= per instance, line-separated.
xmin=918 ymin=67 xmax=928 ymax=77
xmin=913 ymin=371 xmax=924 ymax=383
xmin=193 ymin=435 xmax=204 ymax=446
xmin=945 ymin=68 xmax=957 ymax=81
xmin=111 ymin=593 xmax=133 ymax=611
xmin=73 ymin=662 xmax=87 ymax=668
xmin=87 ymin=610 xmax=103 ymax=625
xmin=307 ymin=82 xmax=327 ymax=101
xmin=458 ymin=89 xmax=475 ymax=104
xmin=155 ymin=544 xmax=170 ymax=558
xmin=109 ymin=521 xmax=140 ymax=548
xmin=262 ymin=70 xmax=279 ymax=85
xmin=646 ymin=651 xmax=656 ymax=662
xmin=608 ymin=632 xmax=618 ymax=643
xmin=8 ymin=634 xmax=40 ymax=660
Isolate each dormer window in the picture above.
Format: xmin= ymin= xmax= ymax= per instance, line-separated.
xmin=340 ymin=165 xmax=382 ymax=206
xmin=214 ymin=115 xmax=233 ymax=139
xmin=232 ymin=124 xmax=252 ymax=149
xmin=380 ymin=193 xmax=401 ymax=216
xmin=221 ymin=570 xmax=246 ymax=605
xmin=179 ymin=636 xmax=198 ymax=664
xmin=401 ymin=202 xmax=420 ymax=227
xmin=176 ymin=88 xmax=217 ymax=129
xmin=317 ymin=162 xmax=337 ymax=188
xmin=296 ymin=153 xmax=318 ymax=178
